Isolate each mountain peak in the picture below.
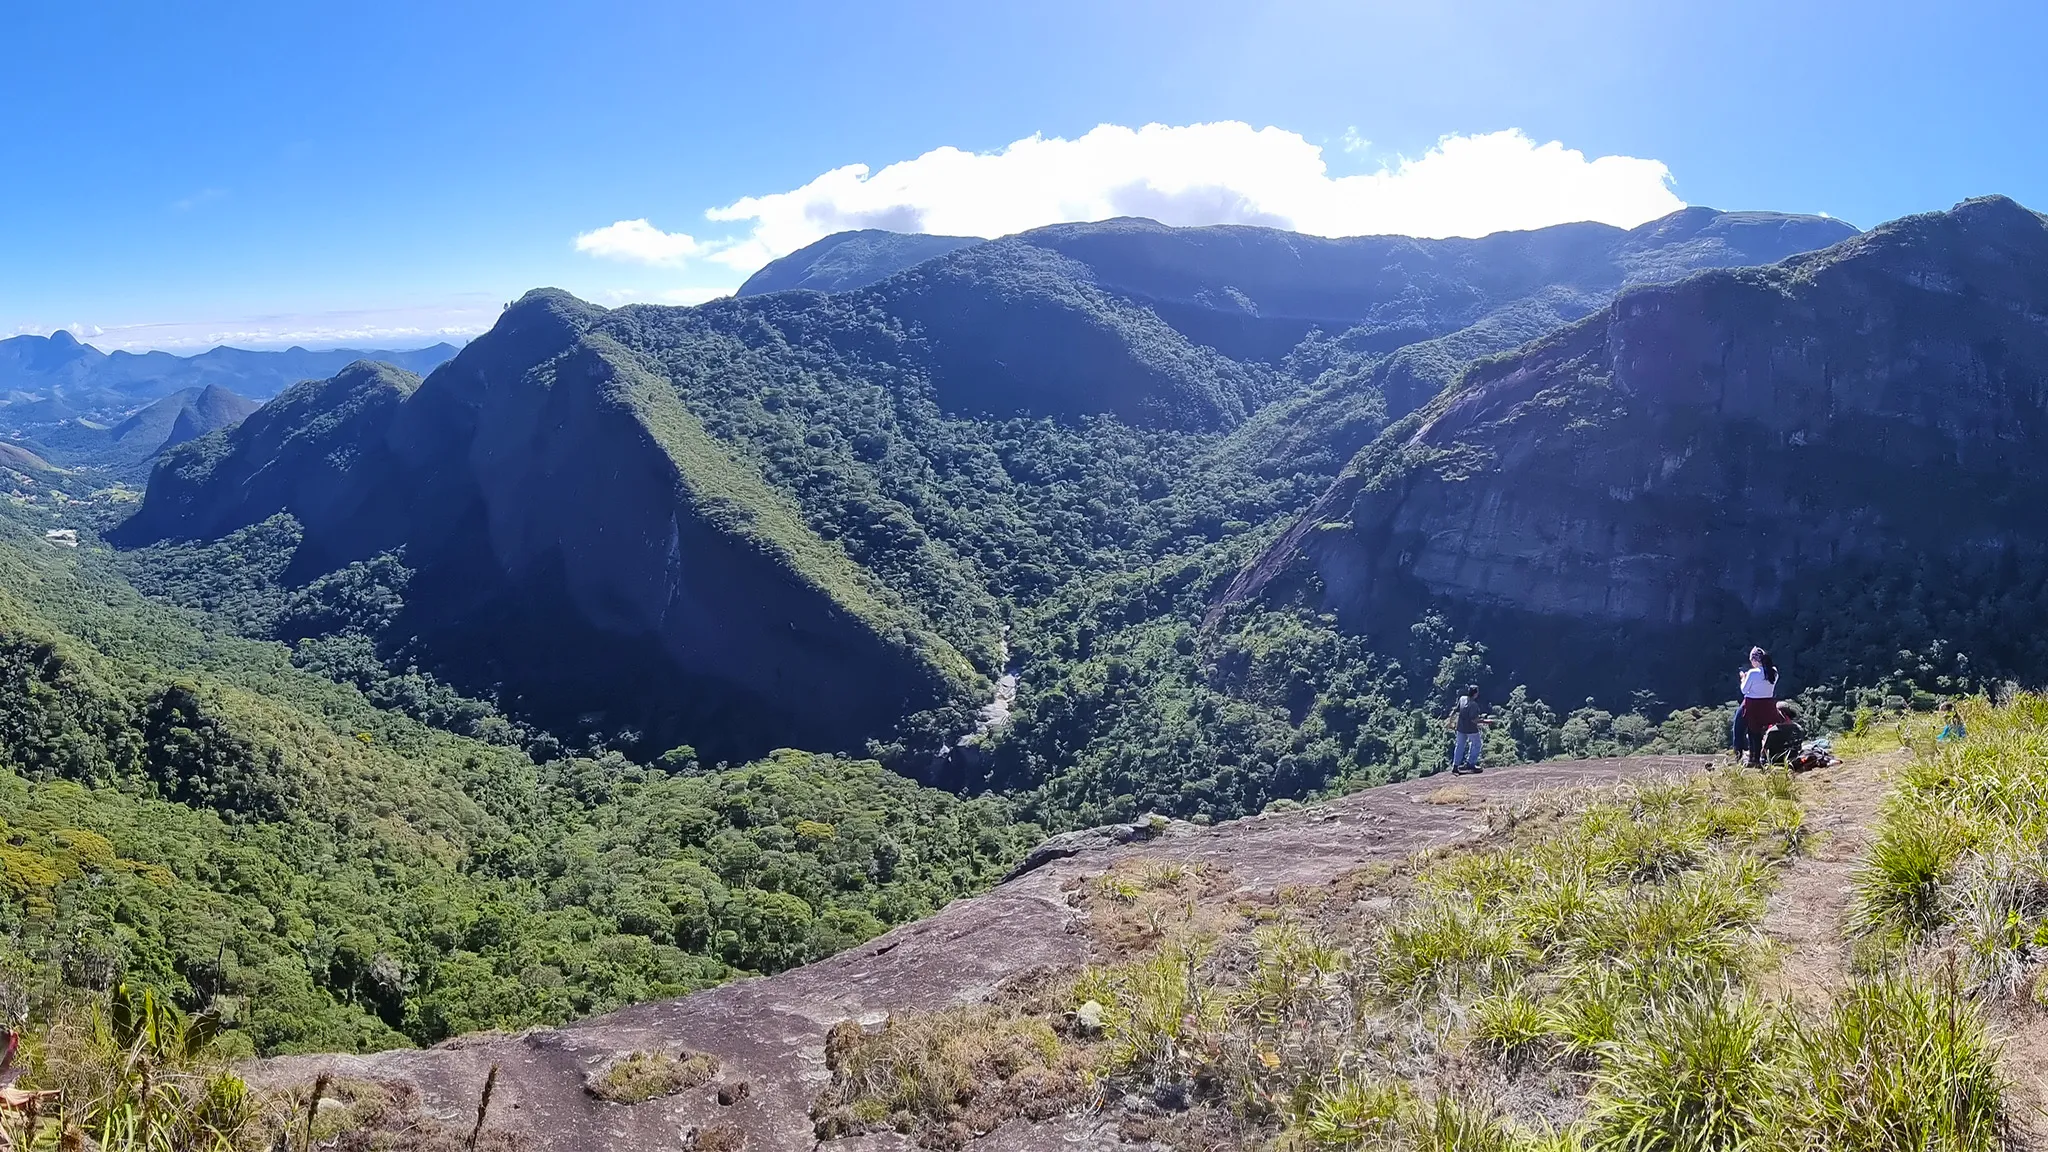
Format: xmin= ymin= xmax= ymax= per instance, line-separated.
xmin=737 ymin=231 xmax=982 ymax=296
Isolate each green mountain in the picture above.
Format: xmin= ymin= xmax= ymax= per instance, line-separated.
xmin=736 ymin=228 xmax=981 ymax=295
xmin=14 ymin=201 xmax=2021 ymax=1075
xmin=0 ymin=336 xmax=460 ymax=472
xmin=117 ymin=210 xmax=1849 ymax=798
xmin=1219 ymin=196 xmax=2048 ymax=709
xmin=0 ymin=470 xmax=1030 ymax=1056
xmin=24 ymin=382 xmax=260 ymax=479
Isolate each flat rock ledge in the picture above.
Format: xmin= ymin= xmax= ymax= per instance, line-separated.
xmin=249 ymin=755 xmax=1708 ymax=1152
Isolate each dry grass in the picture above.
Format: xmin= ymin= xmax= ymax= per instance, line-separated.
xmin=809 ymin=1005 xmax=1091 ymax=1149
xmin=687 ymin=1121 xmax=746 ymax=1151
xmin=584 ymin=1048 xmax=720 ymax=1104
xmin=1423 ymin=784 xmax=1478 ymax=806
xmin=809 ymin=761 xmax=2019 ymax=1151
xmin=279 ymin=1077 xmax=529 ymax=1151
xmin=1064 ymin=859 xmax=1247 ymax=959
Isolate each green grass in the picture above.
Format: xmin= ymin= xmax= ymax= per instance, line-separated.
xmin=1850 ymin=693 xmax=2048 ymax=987
xmin=822 ymin=759 xmax=2023 ymax=1151
xmin=1584 ymin=993 xmax=1781 ymax=1151
xmin=1784 ymin=974 xmax=2008 ymax=1152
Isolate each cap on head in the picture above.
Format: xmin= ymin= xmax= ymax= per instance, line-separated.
xmin=1466 ymin=684 xmax=1480 ymax=697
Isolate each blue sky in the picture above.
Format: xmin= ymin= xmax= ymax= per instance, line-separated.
xmin=5 ymin=0 xmax=2044 ymax=350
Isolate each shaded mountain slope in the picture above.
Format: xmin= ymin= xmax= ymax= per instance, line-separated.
xmin=119 ymin=298 xmax=979 ymax=762
xmin=1219 ymin=196 xmax=2048 ymax=706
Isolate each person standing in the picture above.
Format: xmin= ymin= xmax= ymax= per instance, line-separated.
xmin=1449 ymin=685 xmax=1491 ymax=775
xmin=1739 ymin=647 xmax=1780 ymax=768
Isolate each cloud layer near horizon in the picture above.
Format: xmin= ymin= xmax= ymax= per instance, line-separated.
xmin=8 ymin=302 xmax=500 ymax=353
xmin=576 ymin=123 xmax=1686 ymax=280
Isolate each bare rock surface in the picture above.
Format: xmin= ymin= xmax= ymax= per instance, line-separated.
xmin=250 ymin=755 xmax=1707 ymax=1151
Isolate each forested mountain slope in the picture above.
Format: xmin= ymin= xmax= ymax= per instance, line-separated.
xmin=115 ymin=313 xmax=978 ymax=764
xmin=114 ymin=210 xmax=1854 ymax=804
xmin=1221 ymin=196 xmax=2048 ymax=708
xmin=0 ymin=474 xmax=1031 ymax=1057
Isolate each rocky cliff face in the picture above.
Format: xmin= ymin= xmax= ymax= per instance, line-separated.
xmin=119 ymin=294 xmax=976 ymax=761
xmin=1219 ymin=197 xmax=2048 ymax=704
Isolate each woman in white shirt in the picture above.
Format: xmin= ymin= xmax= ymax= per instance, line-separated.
xmin=1738 ymin=647 xmax=1779 ymax=767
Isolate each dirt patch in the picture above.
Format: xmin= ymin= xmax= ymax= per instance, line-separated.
xmin=1755 ymin=751 xmax=1898 ymax=1000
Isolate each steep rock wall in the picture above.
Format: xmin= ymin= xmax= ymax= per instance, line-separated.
xmin=1220 ymin=197 xmax=2048 ymax=703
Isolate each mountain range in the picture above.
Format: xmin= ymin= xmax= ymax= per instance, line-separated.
xmin=0 ymin=333 xmax=462 ymax=474
xmin=115 ymin=205 xmax=1878 ymax=781
xmin=1221 ymin=195 xmax=2048 ymax=706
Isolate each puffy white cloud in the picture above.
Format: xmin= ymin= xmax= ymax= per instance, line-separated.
xmin=574 ymin=121 xmax=1686 ymax=286
xmin=573 ymin=218 xmax=705 ymax=265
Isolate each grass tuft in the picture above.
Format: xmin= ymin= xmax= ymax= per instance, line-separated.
xmin=586 ymin=1049 xmax=720 ymax=1104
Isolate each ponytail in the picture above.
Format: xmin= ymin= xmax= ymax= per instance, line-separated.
xmin=1760 ymin=650 xmax=1778 ymax=685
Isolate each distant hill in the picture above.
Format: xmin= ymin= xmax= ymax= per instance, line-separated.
xmin=0 ymin=336 xmax=462 ymax=468
xmin=737 ymin=229 xmax=981 ymax=295
xmin=24 ymin=382 xmax=261 ymax=479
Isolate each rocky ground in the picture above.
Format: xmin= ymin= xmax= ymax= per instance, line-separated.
xmin=246 ymin=755 xmax=1724 ymax=1151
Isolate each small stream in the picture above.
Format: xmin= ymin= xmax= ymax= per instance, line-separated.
xmin=971 ymin=630 xmax=1018 ymax=737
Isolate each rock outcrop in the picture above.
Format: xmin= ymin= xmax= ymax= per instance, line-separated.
xmin=250 ymin=756 xmax=1698 ymax=1152
xmin=1218 ymin=196 xmax=2048 ymax=705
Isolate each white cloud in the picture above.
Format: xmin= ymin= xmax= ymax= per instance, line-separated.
xmin=574 ymin=218 xmax=704 ymax=265
xmin=573 ymin=122 xmax=1685 ymax=286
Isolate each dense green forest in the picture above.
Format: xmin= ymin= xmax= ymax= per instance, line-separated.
xmin=0 ymin=474 xmax=1031 ymax=1056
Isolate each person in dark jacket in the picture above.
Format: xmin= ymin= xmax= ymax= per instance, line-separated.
xmin=1448 ymin=685 xmax=1492 ymax=775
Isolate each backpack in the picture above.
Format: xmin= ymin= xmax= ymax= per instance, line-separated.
xmin=1761 ymin=721 xmax=1804 ymax=764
